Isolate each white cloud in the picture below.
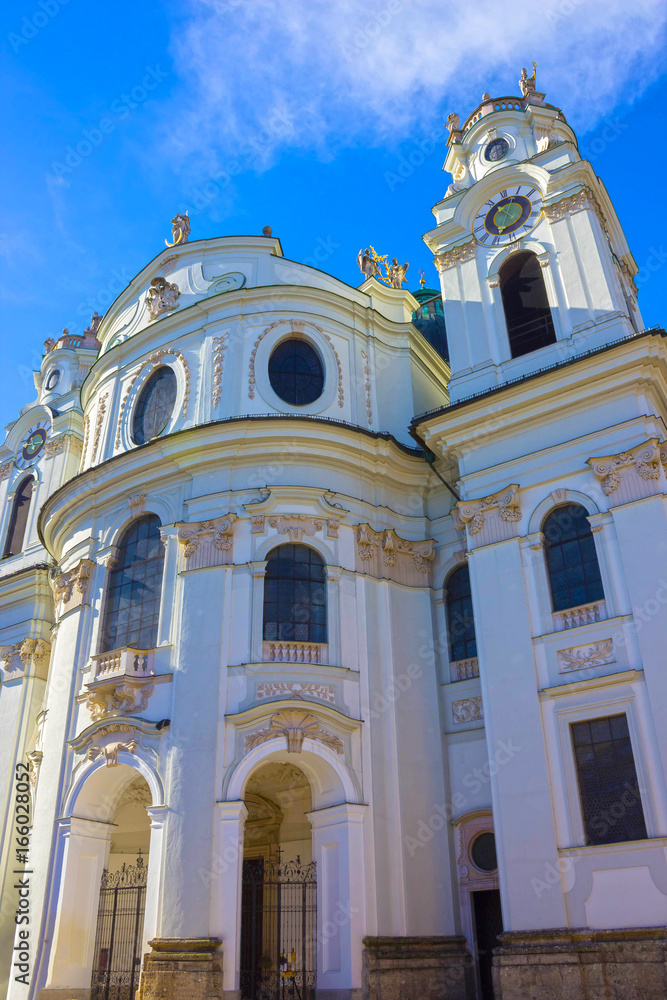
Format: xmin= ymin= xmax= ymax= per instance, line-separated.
xmin=163 ymin=0 xmax=666 ymax=176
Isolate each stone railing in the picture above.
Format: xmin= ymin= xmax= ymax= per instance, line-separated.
xmin=552 ymin=600 xmax=606 ymax=632
xmin=450 ymin=657 xmax=479 ymax=682
xmin=262 ymin=641 xmax=328 ymax=665
xmin=91 ymin=647 xmax=156 ymax=681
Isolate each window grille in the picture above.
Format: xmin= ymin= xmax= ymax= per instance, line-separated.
xmin=543 ymin=504 xmax=604 ymax=612
xmin=100 ymin=515 xmax=164 ymax=652
xmin=132 ymin=366 xmax=177 ymax=445
xmin=263 ymin=544 xmax=327 ymax=644
xmin=445 ymin=564 xmax=477 ymax=661
xmin=268 ymin=340 xmax=324 ymax=406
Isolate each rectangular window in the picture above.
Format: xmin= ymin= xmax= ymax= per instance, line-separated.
xmin=571 ymin=714 xmax=648 ymax=846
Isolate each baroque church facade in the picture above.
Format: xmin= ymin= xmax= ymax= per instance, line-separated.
xmin=1 ymin=73 xmax=666 ymax=1000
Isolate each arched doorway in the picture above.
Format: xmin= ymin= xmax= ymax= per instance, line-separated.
xmin=240 ymin=762 xmax=316 ymax=1000
xmin=90 ymin=776 xmax=152 ymax=1000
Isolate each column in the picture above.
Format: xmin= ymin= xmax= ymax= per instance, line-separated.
xmin=468 ymin=538 xmax=567 ymax=930
xmin=44 ymin=817 xmax=113 ymax=992
xmin=308 ymin=802 xmax=367 ymax=995
xmin=210 ymin=800 xmax=247 ymax=995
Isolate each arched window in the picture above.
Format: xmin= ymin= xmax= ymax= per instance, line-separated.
xmin=268 ymin=339 xmax=324 ymax=405
xmin=3 ymin=476 xmax=34 ymax=558
xmin=263 ymin=544 xmax=327 ymax=644
xmin=499 ymin=251 xmax=556 ymax=358
xmin=100 ymin=514 xmax=164 ymax=652
xmin=132 ymin=366 xmax=177 ymax=445
xmin=543 ymin=504 xmax=604 ymax=612
xmin=445 ymin=564 xmax=477 ymax=661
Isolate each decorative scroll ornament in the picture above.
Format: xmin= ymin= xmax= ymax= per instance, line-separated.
xmin=128 ymin=491 xmax=148 ymax=516
xmin=165 ymin=211 xmax=190 ymax=248
xmin=54 ymin=559 xmax=94 ymax=611
xmin=101 ymin=852 xmax=148 ymax=889
xmin=587 ymin=439 xmax=662 ymax=496
xmin=360 ymin=350 xmax=372 ymax=424
xmin=268 ymin=514 xmax=325 ymax=543
xmin=455 ymin=484 xmax=521 ymax=535
xmin=177 ymin=515 xmax=237 ymax=561
xmin=87 ymin=739 xmax=138 ymax=767
xmin=452 ymin=696 xmax=483 ymax=724
xmin=212 ymin=333 xmax=230 ymax=409
xmin=256 ymin=682 xmax=336 ymax=705
xmin=90 ymin=392 xmax=108 ymax=465
xmin=1 ymin=639 xmax=51 ymax=678
xmin=245 ymin=710 xmax=344 ymax=755
xmin=145 ymin=276 xmax=181 ymax=320
xmin=356 ymin=247 xmax=409 ymax=288
xmin=557 ymin=639 xmax=614 ymax=673
xmin=435 ymin=240 xmax=477 ymax=272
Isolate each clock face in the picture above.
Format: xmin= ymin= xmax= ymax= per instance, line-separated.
xmin=16 ymin=422 xmax=49 ymax=468
xmin=473 ymin=185 xmax=543 ymax=246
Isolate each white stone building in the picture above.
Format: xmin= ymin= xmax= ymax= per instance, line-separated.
xmin=1 ymin=77 xmax=666 ymax=1000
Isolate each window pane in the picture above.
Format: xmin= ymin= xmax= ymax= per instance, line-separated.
xmin=445 ymin=564 xmax=477 ymax=662
xmin=132 ymin=366 xmax=177 ymax=445
xmin=571 ymin=713 xmax=647 ymax=846
xmin=268 ymin=339 xmax=324 ymax=406
xmin=543 ymin=504 xmax=604 ymax=612
xmin=263 ymin=544 xmax=327 ymax=644
xmin=100 ymin=514 xmax=164 ymax=652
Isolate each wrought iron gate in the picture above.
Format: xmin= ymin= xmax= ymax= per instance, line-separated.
xmin=240 ymin=854 xmax=317 ymax=1000
xmin=90 ymin=852 xmax=147 ymax=1000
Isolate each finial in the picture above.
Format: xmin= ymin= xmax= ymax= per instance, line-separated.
xmin=262 ymin=225 xmax=273 ymax=236
xmin=165 ymin=210 xmax=190 ymax=248
xmin=419 ymin=269 xmax=426 ymax=288
xmin=482 ymin=93 xmax=491 ymax=101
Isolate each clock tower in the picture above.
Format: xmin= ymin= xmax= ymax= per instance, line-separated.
xmin=424 ymin=73 xmax=642 ymax=403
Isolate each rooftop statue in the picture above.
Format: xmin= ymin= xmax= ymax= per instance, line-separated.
xmin=388 ymin=258 xmax=409 ymax=289
xmin=357 ymin=247 xmax=409 ymax=289
xmin=446 ymin=112 xmax=460 ymax=133
xmin=519 ymin=62 xmax=537 ymax=97
xmin=165 ymin=210 xmax=191 ymax=248
xmin=357 ymin=248 xmax=379 ymax=280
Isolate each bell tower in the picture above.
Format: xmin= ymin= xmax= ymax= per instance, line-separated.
xmin=424 ymin=67 xmax=642 ymax=403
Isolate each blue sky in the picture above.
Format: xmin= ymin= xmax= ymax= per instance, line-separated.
xmin=1 ymin=0 xmax=667 ymax=432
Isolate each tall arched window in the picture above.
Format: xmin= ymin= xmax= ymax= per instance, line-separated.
xmin=499 ymin=251 xmax=556 ymax=358
xmin=100 ymin=514 xmax=165 ymax=652
xmin=543 ymin=504 xmax=604 ymax=612
xmin=263 ymin=544 xmax=327 ymax=644
xmin=445 ymin=564 xmax=477 ymax=662
xmin=132 ymin=366 xmax=177 ymax=445
xmin=3 ymin=476 xmax=34 ymax=558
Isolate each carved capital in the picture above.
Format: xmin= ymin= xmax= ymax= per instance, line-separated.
xmin=435 ymin=240 xmax=477 ymax=271
xmin=245 ymin=710 xmax=343 ymax=755
xmin=456 ymin=484 xmax=521 ymax=536
xmin=544 ymin=186 xmax=605 ymax=228
xmin=177 ymin=514 xmax=237 ymax=567
xmin=0 ymin=640 xmax=50 ymax=679
xmin=587 ymin=439 xmax=662 ymax=497
xmin=0 ymin=462 xmax=13 ymax=481
xmin=54 ymin=559 xmax=95 ymax=612
xmin=355 ymin=525 xmax=434 ymax=585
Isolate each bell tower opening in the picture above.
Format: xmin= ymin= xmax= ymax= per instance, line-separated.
xmin=499 ymin=251 xmax=556 ymax=358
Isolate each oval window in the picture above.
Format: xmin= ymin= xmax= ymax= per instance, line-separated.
xmin=484 ymin=137 xmax=509 ymax=162
xmin=470 ymin=831 xmax=497 ymax=873
xmin=268 ymin=339 xmax=324 ymax=406
xmin=45 ymin=369 xmax=61 ymax=391
xmin=132 ymin=366 xmax=177 ymax=445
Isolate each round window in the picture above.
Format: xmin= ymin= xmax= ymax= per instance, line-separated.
xmin=132 ymin=366 xmax=177 ymax=445
xmin=268 ymin=339 xmax=324 ymax=406
xmin=484 ymin=137 xmax=509 ymax=162
xmin=45 ymin=369 xmax=61 ymax=391
xmin=470 ymin=831 xmax=497 ymax=873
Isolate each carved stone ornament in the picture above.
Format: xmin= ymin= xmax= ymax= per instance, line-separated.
xmin=128 ymin=491 xmax=148 ymax=516
xmin=435 ymin=240 xmax=477 ymax=272
xmin=557 ymin=639 xmax=614 ymax=673
xmin=268 ymin=514 xmax=325 ymax=542
xmin=86 ymin=681 xmax=156 ymax=721
xmin=251 ymin=514 xmax=266 ymax=534
xmin=165 ymin=210 xmax=190 ymax=248
xmin=212 ymin=333 xmax=230 ymax=409
xmin=256 ymin=682 xmax=336 ymax=705
xmin=360 ymin=350 xmax=372 ymax=424
xmin=177 ymin=514 xmax=237 ymax=569
xmin=245 ymin=710 xmax=344 ymax=755
xmin=45 ymin=434 xmax=81 ymax=459
xmin=544 ymin=186 xmax=605 ymax=227
xmin=452 ymin=696 xmax=484 ymax=724
xmin=54 ymin=559 xmax=95 ymax=612
xmin=0 ymin=462 xmax=13 ymax=481
xmin=87 ymin=739 xmax=139 ymax=767
xmin=355 ymin=524 xmax=435 ymax=585
xmin=145 ymin=276 xmax=181 ymax=320
xmin=587 ymin=439 xmax=663 ymax=497
xmin=0 ymin=639 xmax=51 ymax=679
xmin=90 ymin=392 xmax=108 ymax=465
xmin=454 ymin=484 xmax=521 ymax=537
